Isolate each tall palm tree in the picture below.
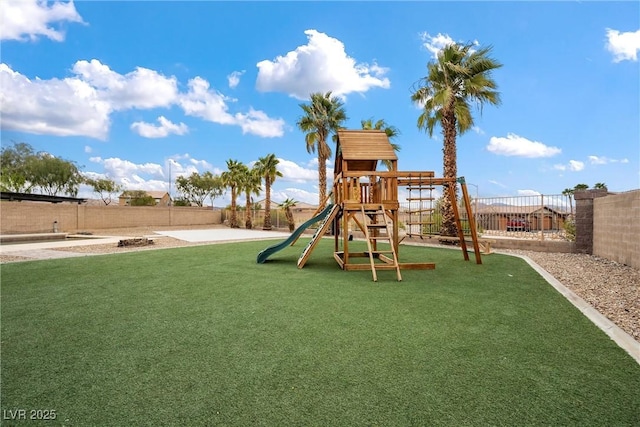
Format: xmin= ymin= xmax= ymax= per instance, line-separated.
xmin=220 ymin=159 xmax=245 ymax=228
xmin=411 ymin=43 xmax=502 ymax=236
xmin=240 ymin=165 xmax=262 ymax=229
xmin=297 ymin=92 xmax=348 ymax=207
xmin=593 ymin=182 xmax=607 ymax=190
xmin=361 ymin=117 xmax=401 ymax=170
xmin=255 ymin=154 xmax=282 ymax=230
xmin=278 ymin=198 xmax=299 ymax=232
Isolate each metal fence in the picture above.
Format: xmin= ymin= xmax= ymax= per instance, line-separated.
xmin=399 ymin=193 xmax=575 ymax=241
xmin=223 ymin=193 xmax=576 ymax=241
xmin=221 ymin=207 xmax=314 ymax=230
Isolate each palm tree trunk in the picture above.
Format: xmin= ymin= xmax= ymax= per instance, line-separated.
xmin=441 ymin=107 xmax=458 ymax=237
xmin=263 ymin=177 xmax=272 ymax=230
xmin=230 ymin=187 xmax=239 ymax=228
xmin=245 ymin=193 xmax=252 ymax=229
xmin=318 ymin=152 xmax=327 ymax=208
xmin=285 ymin=208 xmax=295 ymax=231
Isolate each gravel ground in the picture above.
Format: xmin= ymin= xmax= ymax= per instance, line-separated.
xmin=2 ymin=226 xmax=638 ymax=341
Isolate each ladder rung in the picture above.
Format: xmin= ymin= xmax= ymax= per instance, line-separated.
xmin=406 ymin=198 xmax=434 ymax=201
xmin=404 ymin=221 xmax=435 ymax=225
xmin=373 ymin=264 xmax=399 ymax=270
xmin=361 ymin=204 xmax=402 ymax=282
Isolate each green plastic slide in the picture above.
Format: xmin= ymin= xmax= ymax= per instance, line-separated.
xmin=256 ymin=204 xmax=335 ymax=264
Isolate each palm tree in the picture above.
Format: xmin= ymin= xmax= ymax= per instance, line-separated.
xmin=240 ymin=165 xmax=262 ymax=229
xmin=255 ymin=154 xmax=282 ymax=230
xmin=361 ymin=118 xmax=401 ymax=170
xmin=411 ymin=43 xmax=502 ymax=236
xmin=593 ymin=182 xmax=607 ymax=190
xmin=297 ymin=91 xmax=348 ymax=207
xmin=220 ymin=159 xmax=245 ymax=228
xmin=278 ymin=198 xmax=299 ymax=232
xmin=562 ymin=188 xmax=575 ymax=216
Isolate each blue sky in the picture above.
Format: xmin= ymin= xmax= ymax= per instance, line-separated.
xmin=1 ymin=0 xmax=639 ymax=206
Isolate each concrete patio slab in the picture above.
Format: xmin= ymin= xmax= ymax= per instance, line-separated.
xmin=153 ymin=228 xmax=291 ymax=243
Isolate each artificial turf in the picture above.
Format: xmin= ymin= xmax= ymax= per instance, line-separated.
xmin=1 ymin=239 xmax=639 ymax=426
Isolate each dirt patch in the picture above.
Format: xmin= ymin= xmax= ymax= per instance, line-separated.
xmin=118 ymin=238 xmax=155 ymax=247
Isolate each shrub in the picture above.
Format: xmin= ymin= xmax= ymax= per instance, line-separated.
xmin=563 ymin=217 xmax=576 ymax=242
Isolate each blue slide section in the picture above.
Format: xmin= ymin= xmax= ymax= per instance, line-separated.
xmin=257 ymin=204 xmax=335 ymax=264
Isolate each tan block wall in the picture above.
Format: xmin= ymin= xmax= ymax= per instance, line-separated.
xmin=593 ymin=190 xmax=640 ymax=269
xmin=0 ymin=202 xmax=222 ymax=234
xmin=1 ymin=202 xmax=79 ymax=233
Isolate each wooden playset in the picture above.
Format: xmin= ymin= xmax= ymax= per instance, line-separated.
xmin=294 ymin=129 xmax=482 ymax=281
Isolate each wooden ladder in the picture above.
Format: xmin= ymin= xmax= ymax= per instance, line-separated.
xmin=361 ymin=205 xmax=402 ymax=282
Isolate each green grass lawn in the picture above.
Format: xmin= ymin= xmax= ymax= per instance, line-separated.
xmin=2 ymin=239 xmax=639 ymax=426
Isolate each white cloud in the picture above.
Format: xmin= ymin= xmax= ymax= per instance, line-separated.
xmin=275 ymin=158 xmax=318 ymax=183
xmin=72 ymin=60 xmax=179 ymax=110
xmin=227 ymin=70 xmax=245 ymax=89
xmin=164 ymin=159 xmax=197 ymax=182
xmin=553 ymin=160 xmax=585 ymax=172
xmin=569 ymin=160 xmax=585 ymax=171
xmin=85 ymin=155 xmax=218 ymax=195
xmin=1 ymin=61 xmax=284 ymax=139
xmin=589 ymin=155 xmax=608 ymax=165
xmin=234 ymin=108 xmax=285 ymax=138
xmin=82 ymin=170 xmax=104 ymax=181
xmin=80 ymin=156 xmax=183 ymax=197
xmin=308 ymin=157 xmax=333 ymax=168
xmin=517 ymin=189 xmax=542 ymax=196
xmin=271 ymin=188 xmax=318 ymax=205
xmin=0 ymin=0 xmax=85 ymax=42
xmin=188 ymin=158 xmax=214 ymax=171
xmin=588 ymin=155 xmax=629 ymax=165
xmin=554 ymin=155 xmax=629 ymax=173
xmin=420 ymin=32 xmax=456 ymax=58
xmin=178 ymin=77 xmax=238 ymax=125
xmin=168 ymin=154 xmax=221 ymax=176
xmin=256 ymin=29 xmax=390 ymax=100
xmin=84 ymin=145 xmax=92 ymax=153
xmin=420 ymin=32 xmax=478 ymax=59
xmin=487 ymin=133 xmax=561 ymax=158
xmin=95 ymin=157 xmax=166 ymax=182
xmin=84 ymin=154 xmax=198 ymax=191
xmin=605 ymin=28 xmax=640 ymax=62
xmin=120 ymin=176 xmax=169 ymax=192
xmin=0 ymin=63 xmax=112 ymax=139
xmin=131 ymin=116 xmax=188 ymax=138
xmin=180 ymin=77 xmax=285 ymax=137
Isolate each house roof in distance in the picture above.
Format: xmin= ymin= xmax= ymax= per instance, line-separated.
xmin=0 ymin=191 xmax=87 ymax=204
xmin=118 ymin=190 xmax=170 ymax=199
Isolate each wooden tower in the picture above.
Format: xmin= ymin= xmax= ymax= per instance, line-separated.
xmin=328 ymin=130 xmax=481 ymax=281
